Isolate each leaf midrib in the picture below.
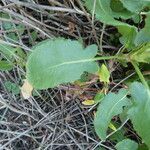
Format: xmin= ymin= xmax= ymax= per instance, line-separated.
xmin=109 ymin=92 xmax=128 ymax=117
xmin=46 ymin=58 xmax=94 ymax=71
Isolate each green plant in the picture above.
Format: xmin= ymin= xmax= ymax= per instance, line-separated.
xmin=20 ymin=37 xmax=149 ymax=149
xmin=84 ymin=0 xmax=150 ymax=48
xmin=26 ymin=38 xmax=98 ymax=89
xmin=115 ymin=139 xmax=138 ymax=150
xmin=25 ymin=38 xmax=149 ymax=87
xmin=1 ymin=0 xmax=150 ymax=149
xmin=95 ymin=82 xmax=150 ymax=149
xmin=0 ymin=12 xmax=26 ymax=71
xmin=0 ymin=43 xmax=26 ymax=71
xmin=1 ymin=12 xmax=25 ymax=42
xmin=4 ymin=81 xmax=20 ymax=95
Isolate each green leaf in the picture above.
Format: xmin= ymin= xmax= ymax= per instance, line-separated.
xmin=6 ymin=33 xmax=18 ymax=41
xmin=0 ymin=60 xmax=13 ymax=71
xmin=98 ymin=64 xmax=110 ymax=83
xmin=78 ymin=72 xmax=90 ymax=83
xmin=16 ymin=24 xmax=25 ymax=35
xmin=0 ymin=43 xmax=15 ymax=60
xmin=94 ymin=92 xmax=105 ymax=103
xmin=135 ymin=14 xmax=150 ymax=45
xmin=138 ymin=144 xmax=149 ymax=150
xmin=120 ymin=0 xmax=150 ymax=13
xmin=84 ymin=0 xmax=137 ymax=48
xmin=84 ymin=0 xmax=132 ymax=25
xmin=26 ymin=38 xmax=98 ymax=89
xmin=4 ymin=81 xmax=20 ymax=95
xmin=115 ymin=139 xmax=138 ymax=150
xmin=30 ymin=31 xmax=38 ymax=44
xmin=110 ymin=0 xmax=134 ymax=19
xmin=128 ymin=82 xmax=150 ymax=148
xmin=1 ymin=12 xmax=25 ymax=42
xmin=118 ymin=25 xmax=137 ymax=49
xmin=1 ymin=13 xmax=13 ymax=30
xmin=132 ymin=14 xmax=141 ymax=24
xmin=129 ymin=43 xmax=150 ymax=63
xmin=109 ymin=123 xmax=126 ymax=142
xmin=94 ymin=89 xmax=130 ymax=140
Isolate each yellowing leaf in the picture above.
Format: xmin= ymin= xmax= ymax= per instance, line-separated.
xmin=99 ymin=64 xmax=110 ymax=84
xmin=21 ymin=79 xmax=33 ymax=99
xmin=82 ymin=99 xmax=95 ymax=106
xmin=109 ymin=122 xmax=117 ymax=131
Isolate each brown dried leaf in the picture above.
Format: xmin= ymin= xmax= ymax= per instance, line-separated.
xmin=21 ymin=79 xmax=33 ymax=99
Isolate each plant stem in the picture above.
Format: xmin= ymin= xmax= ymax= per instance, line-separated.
xmin=93 ymin=55 xmax=122 ymax=61
xmin=95 ymin=56 xmax=149 ymax=88
xmin=100 ymin=23 xmax=106 ymax=53
xmin=131 ymin=61 xmax=149 ymax=89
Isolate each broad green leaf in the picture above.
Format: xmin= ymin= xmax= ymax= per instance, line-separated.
xmin=119 ymin=107 xmax=129 ymax=123
xmin=129 ymin=43 xmax=150 ymax=63
xmin=115 ymin=139 xmax=138 ymax=150
xmin=99 ymin=64 xmax=110 ymax=83
xmin=110 ymin=0 xmax=134 ymax=19
xmin=132 ymin=14 xmax=141 ymax=24
xmin=84 ymin=0 xmax=133 ymax=25
xmin=120 ymin=0 xmax=150 ymax=13
xmin=118 ymin=25 xmax=137 ymax=48
xmin=135 ymin=15 xmax=150 ymax=45
xmin=26 ymin=39 xmax=98 ymax=89
xmin=128 ymin=82 xmax=150 ymax=148
xmin=84 ymin=0 xmax=137 ymax=48
xmin=94 ymin=89 xmax=130 ymax=140
xmin=0 ymin=60 xmax=13 ymax=71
